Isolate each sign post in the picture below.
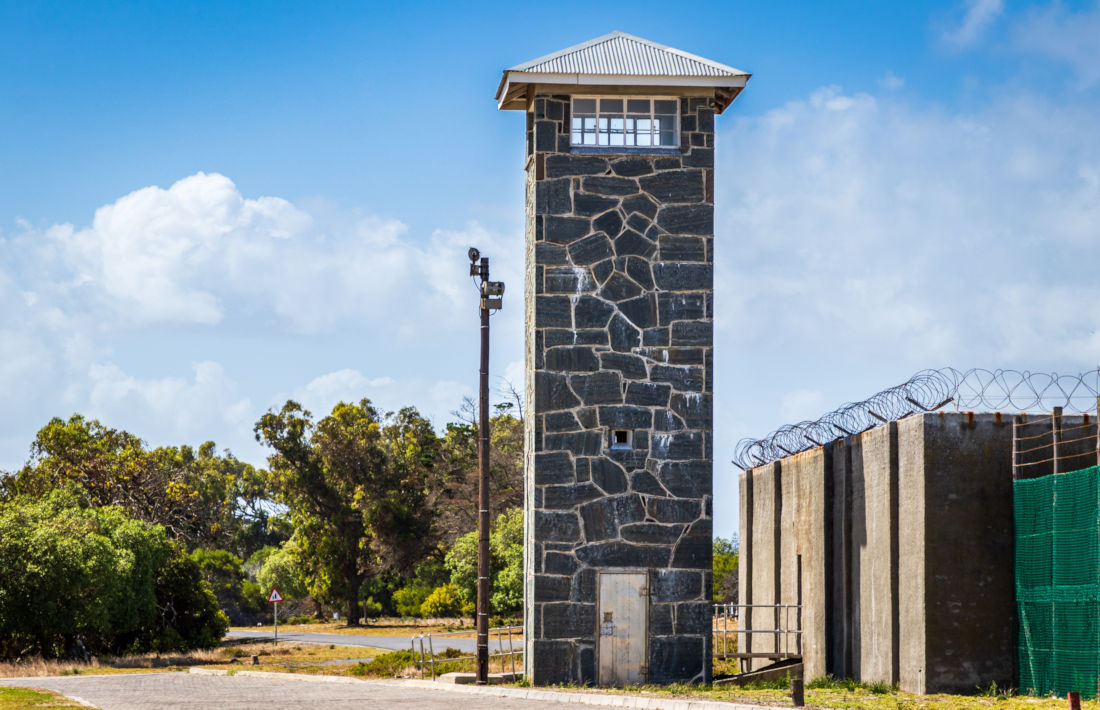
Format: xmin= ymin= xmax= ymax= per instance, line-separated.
xmin=267 ymin=588 xmax=283 ymax=645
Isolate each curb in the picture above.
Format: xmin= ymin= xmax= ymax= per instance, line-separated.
xmin=187 ymin=668 xmax=362 ymax=684
xmin=373 ymin=680 xmax=773 ymax=710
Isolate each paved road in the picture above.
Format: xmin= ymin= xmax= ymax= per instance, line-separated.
xmin=1 ymin=673 xmax=577 ymax=709
xmin=225 ymin=629 xmax=523 ymax=655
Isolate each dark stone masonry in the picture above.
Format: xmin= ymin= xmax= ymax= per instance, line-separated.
xmin=523 ymin=93 xmax=716 ymax=685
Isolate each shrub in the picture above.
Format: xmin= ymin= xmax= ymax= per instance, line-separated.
xmin=420 ymin=584 xmax=463 ymax=618
xmin=362 ymin=596 xmax=383 ymax=618
xmin=444 ymin=508 xmax=523 ymax=614
xmin=0 ymin=489 xmax=227 ymax=658
xmin=392 ymin=586 xmax=431 ymax=618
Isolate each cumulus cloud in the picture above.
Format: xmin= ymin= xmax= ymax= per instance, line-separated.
xmin=1012 ymin=2 xmax=1100 ymax=87
xmin=942 ymin=0 xmax=1003 ymax=47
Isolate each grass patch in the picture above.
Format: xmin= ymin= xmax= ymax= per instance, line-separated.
xmin=233 ymin=618 xmax=476 ymax=637
xmin=0 ymin=686 xmax=84 ymax=708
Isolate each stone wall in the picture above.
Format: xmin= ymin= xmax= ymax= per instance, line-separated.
xmin=523 ymin=92 xmax=717 ymax=686
xmin=739 ymin=412 xmax=1022 ymax=693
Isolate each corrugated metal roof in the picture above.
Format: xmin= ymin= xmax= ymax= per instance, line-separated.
xmin=507 ymin=31 xmax=747 ymax=78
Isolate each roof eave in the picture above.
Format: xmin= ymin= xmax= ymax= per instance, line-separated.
xmin=496 ymin=71 xmax=751 ymax=112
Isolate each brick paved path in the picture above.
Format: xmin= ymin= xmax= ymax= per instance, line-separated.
xmin=2 ymin=672 xmax=576 ymax=709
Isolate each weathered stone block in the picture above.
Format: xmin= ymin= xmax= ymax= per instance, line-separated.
xmin=650 ymin=603 xmax=674 ymax=635
xmin=630 ymin=469 xmax=669 ymax=495
xmin=617 ymin=294 xmax=657 ymax=330
xmin=542 ymin=603 xmax=596 ymax=639
xmin=652 ymin=410 xmax=686 ymax=432
xmin=544 ymin=411 xmax=580 ymax=432
xmin=625 ymin=257 xmax=654 ymax=290
xmin=575 ymin=540 xmax=672 ymax=567
xmin=670 ymin=321 xmax=710 ymax=346
xmin=598 ymin=405 xmax=653 ymax=429
xmin=656 ymin=204 xmax=712 ymax=235
xmin=642 ymin=327 xmax=670 ymax=346
xmin=543 ymin=551 xmax=579 ymax=576
xmin=529 ymin=640 xmax=574 ymax=686
xmin=543 ymin=431 xmax=603 ymax=456
xmin=614 ymin=230 xmax=657 ymax=259
xmin=652 ymin=264 xmax=712 ymax=291
xmin=674 ymin=602 xmax=712 ymax=635
xmin=583 ymin=176 xmax=637 ymax=196
xmin=537 ymin=178 xmax=572 ymax=214
xmin=599 ymin=271 xmax=642 ymax=302
xmin=599 ymin=352 xmax=647 ymax=380
xmin=535 ymin=371 xmax=581 ymax=411
xmin=534 ymin=451 xmax=574 ymax=485
xmin=647 ymin=497 xmax=701 ymax=523
xmin=591 ymin=258 xmax=614 ymax=284
xmin=535 ymin=295 xmax=573 ymax=328
xmin=544 ymin=267 xmax=591 ymax=294
xmin=639 ymin=170 xmax=704 ymax=203
xmin=682 ymin=147 xmax=713 ymax=168
xmin=609 ymin=314 xmax=641 ymax=353
xmin=579 ymin=494 xmax=646 ymax=541
xmin=658 ymin=460 xmax=710 ymax=496
xmin=572 ymin=567 xmax=596 ymax=602
xmin=545 ymin=154 xmax=608 ymax=178
xmin=536 ymin=241 xmax=569 ymax=265
xmin=650 ymin=364 xmax=704 ymax=392
xmin=660 ymin=235 xmax=706 ymax=262
xmin=670 ymin=393 xmax=710 ymax=428
xmin=590 ymin=458 xmax=628 ymax=494
xmin=592 ymin=210 xmax=623 ymax=238
xmin=535 ymin=574 xmax=574 ymax=602
xmin=611 ymin=158 xmax=655 ymax=177
xmin=651 ymin=569 xmax=702 ymax=602
xmin=574 ymin=193 xmax=619 ymax=217
xmin=545 ymin=346 xmax=600 ymax=372
xmin=543 ymin=482 xmax=603 ymax=509
xmin=535 ymin=510 xmax=581 ymax=543
xmin=671 ymin=520 xmax=711 ymax=569
xmin=648 ymin=638 xmax=704 ymax=685
xmin=536 ymin=120 xmax=557 ymax=151
xmin=569 ymin=371 xmax=623 ymax=405
xmin=622 ymin=522 xmax=684 ymax=544
xmin=544 ymin=216 xmax=591 ymax=244
xmin=572 ymin=295 xmax=615 ymax=329
xmin=569 ymin=234 xmax=614 ymax=265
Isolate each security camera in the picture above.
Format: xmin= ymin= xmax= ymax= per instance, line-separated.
xmin=468 ymin=247 xmax=480 ymax=263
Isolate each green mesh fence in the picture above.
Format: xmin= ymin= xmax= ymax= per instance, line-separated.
xmin=1015 ymin=465 xmax=1100 ymax=698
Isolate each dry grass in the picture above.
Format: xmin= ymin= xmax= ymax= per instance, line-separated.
xmin=0 ymin=641 xmax=381 ymax=679
xmin=235 ymin=618 xmax=478 ymax=637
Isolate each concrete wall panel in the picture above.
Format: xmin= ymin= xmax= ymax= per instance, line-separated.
xmin=748 ymin=463 xmax=780 ymax=668
xmin=921 ymin=412 xmax=1014 ymax=693
xmin=856 ymin=422 xmax=898 ymax=684
xmin=897 ymin=415 xmax=927 ymax=694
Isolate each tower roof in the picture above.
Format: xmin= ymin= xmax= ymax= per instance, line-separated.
xmin=496 ymin=31 xmax=750 ymax=113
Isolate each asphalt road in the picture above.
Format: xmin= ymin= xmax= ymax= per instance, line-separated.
xmin=1 ymin=673 xmax=573 ymax=710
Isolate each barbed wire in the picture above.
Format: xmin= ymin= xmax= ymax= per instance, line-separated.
xmin=732 ymin=368 xmax=1100 ymax=470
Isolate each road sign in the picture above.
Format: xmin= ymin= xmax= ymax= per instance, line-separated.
xmin=267 ymin=588 xmax=283 ymax=603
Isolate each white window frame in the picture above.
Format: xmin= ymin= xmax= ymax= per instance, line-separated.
xmin=570 ymin=95 xmax=680 ymax=150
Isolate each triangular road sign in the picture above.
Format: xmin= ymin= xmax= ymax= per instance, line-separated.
xmin=267 ymin=587 xmax=283 ymax=603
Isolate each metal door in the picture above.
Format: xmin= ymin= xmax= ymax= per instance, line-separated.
xmin=597 ymin=571 xmax=648 ymax=686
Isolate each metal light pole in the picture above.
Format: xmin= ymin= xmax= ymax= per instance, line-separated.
xmin=468 ymin=247 xmax=503 ymax=685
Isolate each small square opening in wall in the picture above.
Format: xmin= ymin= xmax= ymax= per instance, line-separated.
xmin=610 ymin=429 xmax=633 ymax=451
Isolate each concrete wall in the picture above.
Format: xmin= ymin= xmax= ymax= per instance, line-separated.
xmin=739 ymin=411 xmax=1021 ymax=693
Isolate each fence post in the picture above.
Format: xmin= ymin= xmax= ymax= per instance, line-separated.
xmin=1053 ymin=407 xmax=1063 ymax=475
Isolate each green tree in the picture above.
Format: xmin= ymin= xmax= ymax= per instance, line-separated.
xmin=2 ymin=415 xmax=282 ymax=554
xmin=256 ymin=541 xmax=308 ymax=601
xmin=713 ymin=536 xmax=739 ymax=603
xmin=254 ymin=399 xmax=442 ymax=625
xmin=444 ymin=508 xmax=523 ymax=615
xmin=0 ymin=489 xmax=227 ymax=658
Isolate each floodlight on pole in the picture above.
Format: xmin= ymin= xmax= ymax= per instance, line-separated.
xmin=469 ymin=247 xmax=502 ymax=685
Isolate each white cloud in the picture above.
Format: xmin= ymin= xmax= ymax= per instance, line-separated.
xmin=879 ymin=71 xmax=905 ymax=90
xmin=942 ymin=0 xmax=1003 ymax=48
xmin=1012 ymin=2 xmax=1100 ymax=87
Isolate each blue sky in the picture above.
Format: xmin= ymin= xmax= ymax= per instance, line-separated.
xmin=2 ymin=0 xmax=1099 ymax=540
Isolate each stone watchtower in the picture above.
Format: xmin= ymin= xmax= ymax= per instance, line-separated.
xmin=496 ymin=32 xmax=748 ymax=686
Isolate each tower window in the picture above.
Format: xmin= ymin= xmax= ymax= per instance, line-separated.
xmin=610 ymin=429 xmax=633 ymax=451
xmin=571 ymin=96 xmax=679 ymax=149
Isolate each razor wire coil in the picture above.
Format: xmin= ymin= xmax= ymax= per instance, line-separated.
xmin=732 ymin=368 xmax=1100 ymax=470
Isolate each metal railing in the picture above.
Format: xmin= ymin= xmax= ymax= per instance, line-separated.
xmin=713 ymin=603 xmax=802 ymax=672
xmin=411 ymin=625 xmax=523 ymax=680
